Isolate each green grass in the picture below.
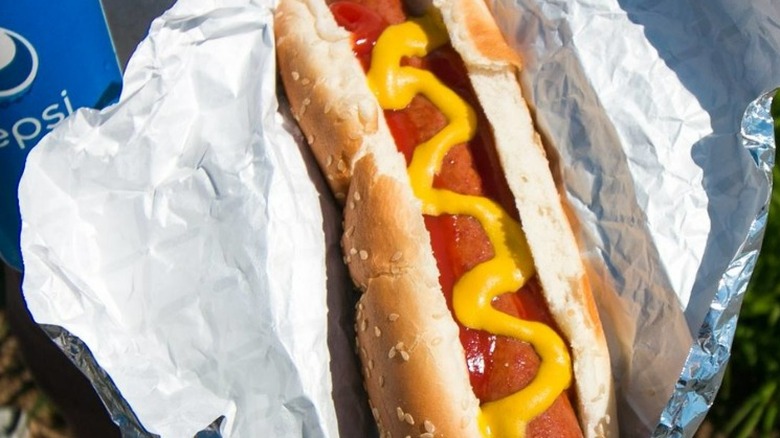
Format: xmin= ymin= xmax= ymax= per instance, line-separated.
xmin=705 ymin=89 xmax=780 ymax=438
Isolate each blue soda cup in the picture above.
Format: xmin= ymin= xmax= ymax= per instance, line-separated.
xmin=1 ymin=1 xmax=123 ymax=270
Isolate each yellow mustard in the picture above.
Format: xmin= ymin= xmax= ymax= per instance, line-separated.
xmin=365 ymin=14 xmax=572 ymax=437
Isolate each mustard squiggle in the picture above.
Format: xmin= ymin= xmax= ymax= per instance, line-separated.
xmin=365 ymin=14 xmax=572 ymax=437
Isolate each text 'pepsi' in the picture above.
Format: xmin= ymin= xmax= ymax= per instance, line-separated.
xmin=0 ymin=2 xmax=123 ymax=270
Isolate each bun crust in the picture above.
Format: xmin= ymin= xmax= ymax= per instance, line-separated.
xmin=275 ymin=0 xmax=617 ymax=435
xmin=347 ymin=155 xmax=483 ymax=437
xmin=275 ymin=0 xmax=382 ymax=201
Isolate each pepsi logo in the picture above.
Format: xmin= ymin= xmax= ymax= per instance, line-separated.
xmin=0 ymin=28 xmax=39 ymax=103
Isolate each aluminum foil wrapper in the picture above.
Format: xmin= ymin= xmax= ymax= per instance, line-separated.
xmin=15 ymin=0 xmax=779 ymax=436
xmin=487 ymin=0 xmax=779 ymax=435
xmin=19 ymin=1 xmax=371 ymax=436
xmin=651 ymin=90 xmax=776 ymax=437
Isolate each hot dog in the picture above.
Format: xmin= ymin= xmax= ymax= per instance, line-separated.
xmin=274 ymin=0 xmax=617 ymax=436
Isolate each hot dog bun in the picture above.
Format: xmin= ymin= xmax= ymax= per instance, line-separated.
xmin=274 ymin=0 xmax=617 ymax=435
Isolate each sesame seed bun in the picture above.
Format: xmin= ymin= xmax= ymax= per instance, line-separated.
xmin=274 ymin=0 xmax=617 ymax=435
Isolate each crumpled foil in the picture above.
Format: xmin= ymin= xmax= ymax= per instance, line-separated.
xmin=15 ymin=0 xmax=779 ymax=436
xmin=486 ymin=0 xmax=778 ymax=435
xmin=652 ymin=90 xmax=777 ymax=437
xmin=19 ymin=1 xmax=371 ymax=436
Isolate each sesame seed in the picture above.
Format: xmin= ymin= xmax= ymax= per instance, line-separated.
xmin=306 ymin=134 xmax=314 ymax=144
xmin=326 ymin=155 xmax=333 ymax=167
xmin=372 ymin=407 xmax=379 ymax=420
xmin=350 ymin=248 xmax=358 ymax=255
xmin=388 ymin=313 xmax=400 ymax=322
xmin=431 ymin=337 xmax=442 ymax=346
xmin=358 ymin=100 xmax=374 ymax=125
xmin=359 ymin=250 xmax=369 ymax=260
xmin=354 ymin=191 xmax=362 ymax=201
xmin=358 ymin=302 xmax=364 ymax=311
xmin=369 ymin=360 xmax=374 ymax=370
xmin=420 ymin=433 xmax=434 ymax=438
xmin=379 ymin=375 xmax=385 ymax=387
xmin=302 ymin=97 xmax=311 ymax=107
xmin=404 ymin=413 xmax=414 ymax=425
xmin=400 ymin=351 xmax=410 ymax=361
xmin=388 ymin=347 xmax=397 ymax=359
xmin=361 ymin=319 xmax=367 ymax=331
xmin=395 ymin=342 xmax=405 ymax=350
xmin=345 ymin=225 xmax=355 ymax=237
xmin=301 ymin=78 xmax=310 ymax=86
xmin=424 ymin=420 xmax=435 ymax=433
xmin=337 ymin=159 xmax=346 ymax=172
xmin=374 ymin=326 xmax=381 ymax=337
xmin=349 ymin=201 xmax=355 ymax=210
xmin=391 ymin=251 xmax=402 ymax=262
xmin=396 ymin=407 xmax=404 ymax=421
xmin=292 ymin=71 xmax=300 ymax=80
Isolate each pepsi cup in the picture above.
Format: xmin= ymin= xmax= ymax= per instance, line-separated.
xmin=1 ymin=1 xmax=123 ymax=270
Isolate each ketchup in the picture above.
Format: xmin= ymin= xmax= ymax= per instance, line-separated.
xmin=329 ymin=2 xmax=387 ymax=69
